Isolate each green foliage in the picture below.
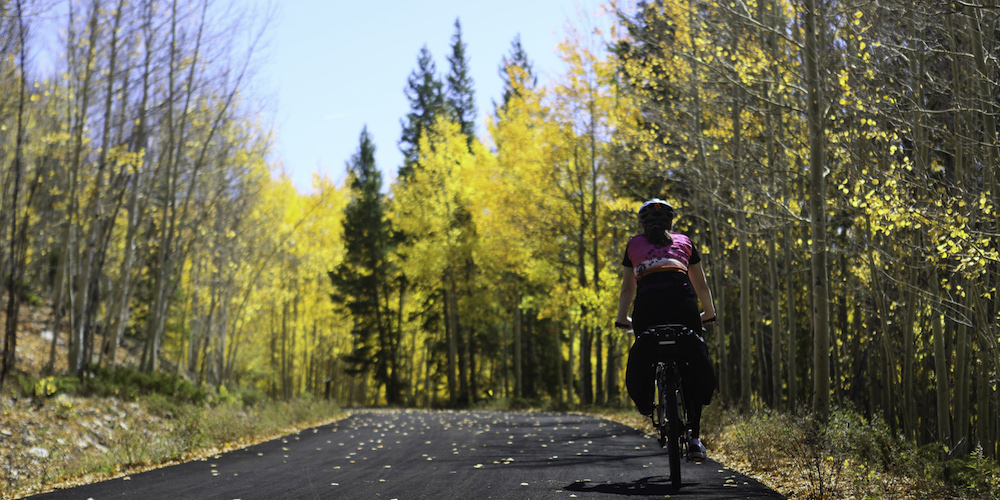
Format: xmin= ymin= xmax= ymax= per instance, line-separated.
xmin=495 ymin=34 xmax=536 ymax=118
xmin=446 ymin=18 xmax=476 ymax=145
xmin=8 ymin=375 xmax=79 ymax=415
xmin=166 ymin=395 xmax=341 ymax=450
xmin=824 ymin=408 xmax=906 ymax=473
xmin=942 ymin=447 xmax=1000 ymax=499
xmin=400 ymin=46 xmax=447 ymax=176
xmin=328 ymin=127 xmax=404 ymax=404
xmin=24 ymin=291 xmax=44 ymax=307
xmin=53 ymin=395 xmax=76 ymax=419
xmin=81 ymin=366 xmax=209 ymax=404
xmin=722 ymin=406 xmax=997 ymax=499
xmin=103 ymin=420 xmax=186 ymax=468
xmin=15 ymin=369 xmax=268 ymax=419
xmin=28 ymin=375 xmax=80 ymax=398
xmin=817 ymin=408 xmax=935 ymax=498
xmin=729 ymin=408 xmax=804 ymax=472
xmin=12 ymin=373 xmax=78 ymax=400
xmin=3 ymin=0 xmax=996 ymax=480
xmin=215 ymin=384 xmax=239 ymax=406
xmin=231 ymin=385 xmax=265 ymax=407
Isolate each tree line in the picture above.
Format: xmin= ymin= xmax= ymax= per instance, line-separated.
xmin=328 ymin=0 xmax=999 ymax=461
xmin=609 ymin=0 xmax=998 ymax=459
xmin=1 ymin=0 xmax=997 ymax=464
xmin=0 ymin=0 xmax=350 ymax=400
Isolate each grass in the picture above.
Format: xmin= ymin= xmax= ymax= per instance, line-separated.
xmin=68 ymin=397 xmax=343 ymax=475
xmin=704 ymin=405 xmax=999 ymax=500
xmin=2 ymin=369 xmax=344 ymax=500
xmin=7 ymin=375 xmax=999 ymax=500
xmin=541 ymin=398 xmax=999 ymax=499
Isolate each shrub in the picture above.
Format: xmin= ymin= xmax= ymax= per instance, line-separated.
xmin=53 ymin=394 xmax=76 ymax=419
xmin=82 ymin=366 xmax=209 ymax=404
xmin=36 ymin=376 xmax=80 ymax=398
xmin=13 ymin=374 xmax=80 ymax=399
xmin=729 ymin=408 xmax=803 ymax=472
xmin=824 ymin=408 xmax=902 ymax=471
xmin=942 ymin=446 xmax=1000 ymax=499
xmin=25 ymin=291 xmax=44 ymax=307
xmin=235 ymin=387 xmax=264 ymax=407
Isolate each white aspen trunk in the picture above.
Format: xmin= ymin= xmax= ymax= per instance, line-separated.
xmin=69 ymin=2 xmax=102 ymax=376
xmin=804 ymin=0 xmax=831 ymax=420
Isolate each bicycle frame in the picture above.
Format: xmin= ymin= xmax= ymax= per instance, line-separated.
xmin=646 ymin=324 xmax=693 ymax=488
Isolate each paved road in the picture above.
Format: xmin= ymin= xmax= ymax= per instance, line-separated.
xmin=26 ymin=410 xmax=785 ymax=499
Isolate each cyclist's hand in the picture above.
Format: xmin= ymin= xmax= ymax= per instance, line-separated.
xmin=701 ymin=314 xmax=716 ymax=325
xmin=614 ymin=318 xmax=632 ymax=330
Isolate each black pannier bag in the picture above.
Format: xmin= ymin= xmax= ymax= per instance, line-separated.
xmin=643 ymin=324 xmax=717 ymax=406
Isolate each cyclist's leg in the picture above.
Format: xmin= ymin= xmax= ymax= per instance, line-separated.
xmin=687 ymin=419 xmax=707 ymax=460
xmin=686 ymin=399 xmax=703 ymax=438
xmin=688 ymin=335 xmax=717 ymax=405
xmin=681 ymin=374 xmax=708 ymax=460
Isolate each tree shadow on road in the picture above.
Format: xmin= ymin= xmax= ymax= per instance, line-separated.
xmin=565 ymin=476 xmax=681 ymax=496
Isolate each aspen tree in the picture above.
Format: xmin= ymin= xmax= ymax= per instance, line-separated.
xmin=0 ymin=0 xmax=28 ymax=389
xmin=803 ymin=0 xmax=831 ymax=421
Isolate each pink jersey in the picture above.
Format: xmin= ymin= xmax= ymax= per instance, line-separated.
xmin=622 ymin=233 xmax=700 ymax=279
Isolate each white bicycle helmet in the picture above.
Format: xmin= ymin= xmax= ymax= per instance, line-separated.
xmin=638 ymin=198 xmax=674 ymax=226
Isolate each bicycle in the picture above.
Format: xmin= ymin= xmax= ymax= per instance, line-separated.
xmin=641 ymin=323 xmax=701 ymax=488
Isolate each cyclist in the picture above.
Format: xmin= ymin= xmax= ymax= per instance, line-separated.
xmin=615 ymin=198 xmax=717 ymax=460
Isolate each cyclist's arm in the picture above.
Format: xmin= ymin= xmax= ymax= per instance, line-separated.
xmin=689 ymin=262 xmax=717 ymax=323
xmin=616 ymin=266 xmax=636 ymax=327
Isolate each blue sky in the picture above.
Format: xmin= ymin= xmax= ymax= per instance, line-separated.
xmin=263 ymin=0 xmax=610 ymax=192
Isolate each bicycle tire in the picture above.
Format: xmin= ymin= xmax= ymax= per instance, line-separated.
xmin=663 ymin=371 xmax=682 ymax=488
xmin=654 ymin=366 xmax=667 ymax=447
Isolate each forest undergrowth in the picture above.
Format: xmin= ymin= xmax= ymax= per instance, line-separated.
xmin=596 ymin=403 xmax=999 ymax=500
xmin=2 ymin=313 xmax=997 ymax=500
xmin=0 ymin=324 xmax=344 ymax=500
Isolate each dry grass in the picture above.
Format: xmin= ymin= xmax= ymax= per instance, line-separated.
xmin=4 ymin=306 xmax=997 ymax=500
xmin=0 ymin=312 xmax=344 ymax=500
xmin=1 ymin=390 xmax=344 ymax=499
xmin=598 ymin=404 xmax=998 ymax=500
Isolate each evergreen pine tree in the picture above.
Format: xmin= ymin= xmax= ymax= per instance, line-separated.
xmin=329 ymin=127 xmax=403 ymax=404
xmin=446 ymin=18 xmax=477 ymax=146
xmin=494 ymin=34 xmax=536 ymax=117
xmin=399 ymin=46 xmax=446 ymax=180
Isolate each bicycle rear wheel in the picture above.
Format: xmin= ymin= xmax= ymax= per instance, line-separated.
xmin=662 ymin=374 xmax=682 ymax=488
xmin=654 ymin=367 xmax=667 ymax=447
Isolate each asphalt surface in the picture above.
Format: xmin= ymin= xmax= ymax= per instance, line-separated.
xmin=25 ymin=409 xmax=786 ymax=499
